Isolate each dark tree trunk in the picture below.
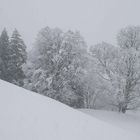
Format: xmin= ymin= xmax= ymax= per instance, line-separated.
xmin=121 ymin=107 xmax=127 ymax=113
xmin=118 ymin=103 xmax=127 ymax=113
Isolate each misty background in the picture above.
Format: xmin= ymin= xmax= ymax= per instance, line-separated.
xmin=1 ymin=0 xmax=140 ymax=113
xmin=0 ymin=0 xmax=140 ymax=50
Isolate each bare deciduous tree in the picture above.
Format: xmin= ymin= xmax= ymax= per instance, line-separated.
xmin=91 ymin=26 xmax=140 ymax=113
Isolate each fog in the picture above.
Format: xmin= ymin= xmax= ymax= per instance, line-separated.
xmin=0 ymin=0 xmax=140 ymax=49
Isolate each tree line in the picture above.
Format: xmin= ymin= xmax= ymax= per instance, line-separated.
xmin=0 ymin=26 xmax=140 ymax=113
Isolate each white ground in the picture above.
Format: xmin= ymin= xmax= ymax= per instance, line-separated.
xmin=80 ymin=109 xmax=140 ymax=136
xmin=0 ymin=80 xmax=139 ymax=140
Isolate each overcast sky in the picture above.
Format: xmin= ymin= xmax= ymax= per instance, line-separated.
xmin=0 ymin=0 xmax=140 ymax=49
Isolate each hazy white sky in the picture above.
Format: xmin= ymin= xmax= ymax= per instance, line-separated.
xmin=0 ymin=0 xmax=140 ymax=49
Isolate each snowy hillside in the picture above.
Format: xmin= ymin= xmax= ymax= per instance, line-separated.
xmin=80 ymin=109 xmax=140 ymax=136
xmin=0 ymin=80 xmax=139 ymax=140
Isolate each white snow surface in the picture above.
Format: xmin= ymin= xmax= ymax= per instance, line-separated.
xmin=80 ymin=109 xmax=140 ymax=136
xmin=0 ymin=80 xmax=139 ymax=140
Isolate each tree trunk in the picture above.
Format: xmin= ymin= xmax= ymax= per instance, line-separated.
xmin=118 ymin=102 xmax=127 ymax=113
xmin=122 ymin=107 xmax=127 ymax=113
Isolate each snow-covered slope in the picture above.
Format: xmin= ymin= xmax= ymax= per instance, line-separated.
xmin=0 ymin=80 xmax=139 ymax=140
xmin=80 ymin=109 xmax=140 ymax=136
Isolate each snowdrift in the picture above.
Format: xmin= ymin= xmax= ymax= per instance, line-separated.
xmin=0 ymin=80 xmax=139 ymax=140
xmin=80 ymin=109 xmax=140 ymax=136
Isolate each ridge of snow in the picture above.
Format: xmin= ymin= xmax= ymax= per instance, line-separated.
xmin=80 ymin=109 xmax=140 ymax=136
xmin=0 ymin=80 xmax=139 ymax=140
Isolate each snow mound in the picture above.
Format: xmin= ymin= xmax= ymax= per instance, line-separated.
xmin=80 ymin=109 xmax=140 ymax=136
xmin=0 ymin=80 xmax=139 ymax=140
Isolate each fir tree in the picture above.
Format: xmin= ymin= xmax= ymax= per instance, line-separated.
xmin=0 ymin=28 xmax=9 ymax=81
xmin=8 ymin=29 xmax=27 ymax=86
